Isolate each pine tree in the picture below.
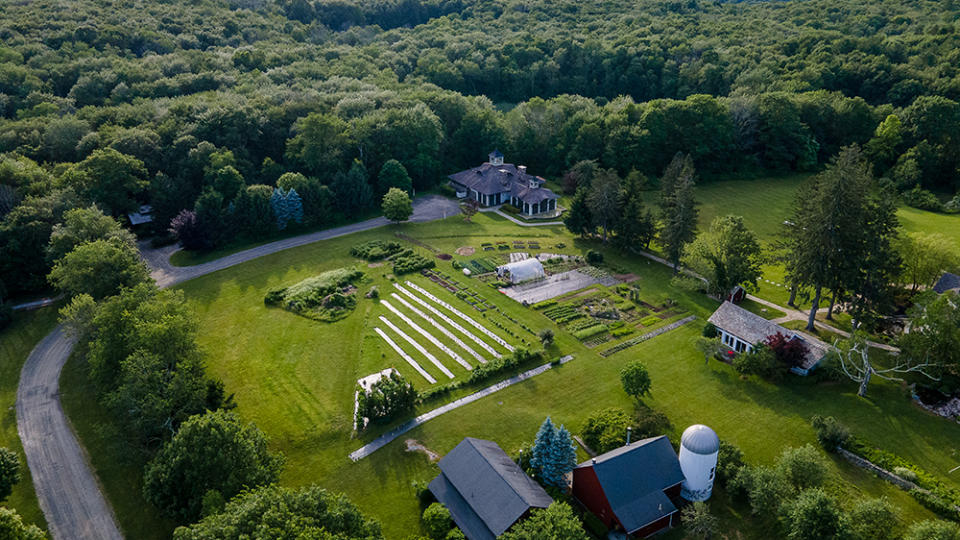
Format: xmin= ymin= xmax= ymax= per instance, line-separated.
xmin=271 ymin=187 xmax=289 ymax=230
xmin=546 ymin=425 xmax=577 ymax=489
xmin=531 ymin=417 xmax=556 ymax=478
xmin=658 ymin=153 xmax=699 ymax=273
xmin=563 ymin=189 xmax=594 ymax=237
xmin=285 ymin=188 xmax=304 ymax=226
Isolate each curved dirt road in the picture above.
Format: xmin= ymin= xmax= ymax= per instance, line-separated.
xmin=16 ymin=195 xmax=459 ymax=539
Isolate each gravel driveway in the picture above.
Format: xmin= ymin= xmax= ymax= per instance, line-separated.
xmin=16 ymin=194 xmax=459 ymax=539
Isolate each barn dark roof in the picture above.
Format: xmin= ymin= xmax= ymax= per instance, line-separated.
xmin=448 ymin=162 xmax=557 ymax=204
xmin=429 ymin=438 xmax=552 ymax=540
xmin=934 ymin=272 xmax=960 ymax=294
xmin=575 ymin=436 xmax=685 ymax=533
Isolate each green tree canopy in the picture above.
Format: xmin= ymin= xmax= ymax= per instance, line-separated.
xmin=619 ymin=361 xmax=652 ymax=401
xmin=684 ymin=215 xmax=763 ymax=297
xmin=65 ymin=148 xmax=148 ymax=216
xmin=377 ymin=159 xmax=413 ymax=195
xmin=382 ymin=187 xmax=413 ymax=224
xmin=499 ymin=502 xmax=588 ymax=540
xmin=0 ymin=507 xmax=46 ymax=540
xmin=47 ymin=205 xmax=136 ymax=263
xmin=0 ymin=447 xmax=21 ymax=502
xmin=47 ymin=238 xmax=149 ymax=300
xmin=173 ymin=485 xmax=382 ymax=540
xmin=144 ymin=410 xmax=285 ymax=523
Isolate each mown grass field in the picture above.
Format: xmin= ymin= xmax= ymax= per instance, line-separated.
xmin=21 ymin=192 xmax=960 ymax=540
xmin=646 ymin=174 xmax=960 ymax=309
xmin=0 ymin=307 xmax=57 ymax=533
xmin=143 ymin=212 xmax=956 ymax=538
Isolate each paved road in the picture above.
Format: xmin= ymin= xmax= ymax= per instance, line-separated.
xmin=16 ymin=194 xmax=459 ymax=539
xmin=147 ymin=194 xmax=460 ymax=287
xmin=16 ymin=328 xmax=123 ymax=540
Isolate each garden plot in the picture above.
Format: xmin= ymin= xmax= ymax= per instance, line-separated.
xmin=535 ymin=284 xmax=690 ymax=349
xmin=378 ymin=316 xmax=454 ymax=379
xmin=389 ymin=293 xmax=487 ymax=364
xmin=394 ymin=283 xmax=503 ymax=358
xmin=404 ymin=281 xmax=515 ymax=352
xmin=373 ymin=328 xmax=436 ymax=384
xmin=381 ymin=300 xmax=473 ymax=371
xmin=500 ymin=269 xmax=619 ymax=304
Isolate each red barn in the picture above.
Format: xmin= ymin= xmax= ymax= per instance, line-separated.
xmin=573 ymin=436 xmax=686 ymax=538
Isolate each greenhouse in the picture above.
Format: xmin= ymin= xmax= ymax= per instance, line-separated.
xmin=497 ymin=258 xmax=546 ymax=284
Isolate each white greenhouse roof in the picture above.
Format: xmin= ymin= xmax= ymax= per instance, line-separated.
xmin=497 ymin=258 xmax=545 ymax=283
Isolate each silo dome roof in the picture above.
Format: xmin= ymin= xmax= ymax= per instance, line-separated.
xmin=681 ymin=424 xmax=719 ymax=455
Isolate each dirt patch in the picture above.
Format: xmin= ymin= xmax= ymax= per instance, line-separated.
xmin=367 ymin=262 xmax=385 ymax=268
xmin=455 ymin=246 xmax=475 ymax=256
xmin=405 ymin=439 xmax=440 ymax=462
xmin=614 ymin=273 xmax=640 ymax=283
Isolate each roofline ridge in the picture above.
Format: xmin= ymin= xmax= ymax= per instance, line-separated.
xmin=461 ymin=438 xmax=538 ymax=510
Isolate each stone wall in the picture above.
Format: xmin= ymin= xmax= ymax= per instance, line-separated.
xmin=837 ymin=448 xmax=919 ymax=491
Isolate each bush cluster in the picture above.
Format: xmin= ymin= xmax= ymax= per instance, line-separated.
xmin=392 ymin=250 xmax=436 ymax=274
xmin=264 ymin=267 xmax=364 ymax=321
xmin=350 ymin=240 xmax=404 ymax=261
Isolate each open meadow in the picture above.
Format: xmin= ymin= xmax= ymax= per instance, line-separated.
xmin=93 ymin=212 xmax=960 ymax=538
xmin=4 ymin=204 xmax=959 ymax=539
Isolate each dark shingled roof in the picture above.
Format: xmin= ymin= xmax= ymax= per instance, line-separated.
xmin=934 ymin=272 xmax=960 ymax=294
xmin=429 ymin=438 xmax=553 ymax=540
xmin=575 ymin=436 xmax=685 ymax=533
xmin=448 ymin=162 xmax=558 ymax=205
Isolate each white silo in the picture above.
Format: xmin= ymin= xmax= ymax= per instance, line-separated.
xmin=679 ymin=424 xmax=720 ymax=502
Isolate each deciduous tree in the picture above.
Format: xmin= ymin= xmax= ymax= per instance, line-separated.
xmin=500 ymin=502 xmax=588 ymax=540
xmin=0 ymin=447 xmax=21 ymax=502
xmin=47 ymin=238 xmax=149 ymax=300
xmin=684 ymin=215 xmax=762 ymax=297
xmin=144 ymin=410 xmax=284 ymax=523
xmin=620 ymin=361 xmax=652 ymax=401
xmin=382 ymin=187 xmax=413 ymax=224
xmin=47 ymin=205 xmax=136 ymax=263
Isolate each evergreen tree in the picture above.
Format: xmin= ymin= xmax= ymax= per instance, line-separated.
xmin=546 ymin=425 xmax=577 ymax=489
xmin=271 ymin=187 xmax=290 ymax=230
xmin=586 ymin=169 xmax=622 ymax=243
xmin=530 ymin=417 xmax=556 ymax=478
xmin=286 ymin=189 xmax=304 ymax=226
xmin=377 ymin=159 xmax=413 ymax=195
xmin=563 ymin=189 xmax=593 ymax=237
xmin=331 ymin=161 xmax=373 ymax=214
xmin=234 ymin=185 xmax=275 ymax=237
xmin=658 ymin=153 xmax=699 ymax=272
xmin=614 ymin=188 xmax=657 ymax=252
xmin=193 ymin=188 xmax=227 ymax=249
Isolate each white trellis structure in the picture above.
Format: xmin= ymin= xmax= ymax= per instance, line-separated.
xmin=379 ymin=316 xmax=454 ymax=379
xmin=394 ymin=283 xmax=502 ymax=358
xmin=373 ymin=328 xmax=436 ymax=384
xmin=404 ymin=281 xmax=515 ymax=352
xmin=390 ymin=293 xmax=487 ymax=364
xmin=382 ymin=300 xmax=473 ymax=371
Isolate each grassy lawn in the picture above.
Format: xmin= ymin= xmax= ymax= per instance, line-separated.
xmin=59 ymin=356 xmax=177 ymax=539
xmin=49 ymin=209 xmax=960 ymax=539
xmin=738 ymin=298 xmax=786 ymax=320
xmin=0 ymin=307 xmax=58 ymax=532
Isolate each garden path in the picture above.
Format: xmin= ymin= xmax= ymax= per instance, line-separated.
xmin=394 ymin=283 xmax=501 ymax=358
xmin=348 ymin=355 xmax=576 ymax=461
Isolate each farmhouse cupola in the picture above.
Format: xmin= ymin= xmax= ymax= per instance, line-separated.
xmin=488 ymin=149 xmax=504 ymax=166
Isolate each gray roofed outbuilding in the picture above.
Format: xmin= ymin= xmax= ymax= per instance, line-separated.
xmin=707 ymin=301 xmax=829 ymax=372
xmin=934 ymin=272 xmax=960 ymax=294
xmin=429 ymin=437 xmax=553 ymax=540
xmin=576 ymin=435 xmax=685 ymax=534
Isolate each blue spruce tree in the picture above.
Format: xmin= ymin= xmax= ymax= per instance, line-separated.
xmin=531 ymin=417 xmax=556 ymax=480
xmin=286 ymin=188 xmax=304 ymax=225
xmin=547 ymin=424 xmax=577 ymax=488
xmin=271 ymin=187 xmax=289 ymax=230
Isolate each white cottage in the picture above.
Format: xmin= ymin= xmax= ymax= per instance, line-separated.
xmin=707 ymin=301 xmax=828 ymax=376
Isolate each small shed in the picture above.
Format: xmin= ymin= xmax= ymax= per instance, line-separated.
xmin=429 ymin=438 xmax=553 ymax=540
xmin=127 ymin=204 xmax=153 ymax=226
xmin=496 ymin=258 xmax=545 ymax=284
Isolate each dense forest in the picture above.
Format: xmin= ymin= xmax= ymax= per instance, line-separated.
xmin=2 ymin=0 xmax=960 ymax=299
